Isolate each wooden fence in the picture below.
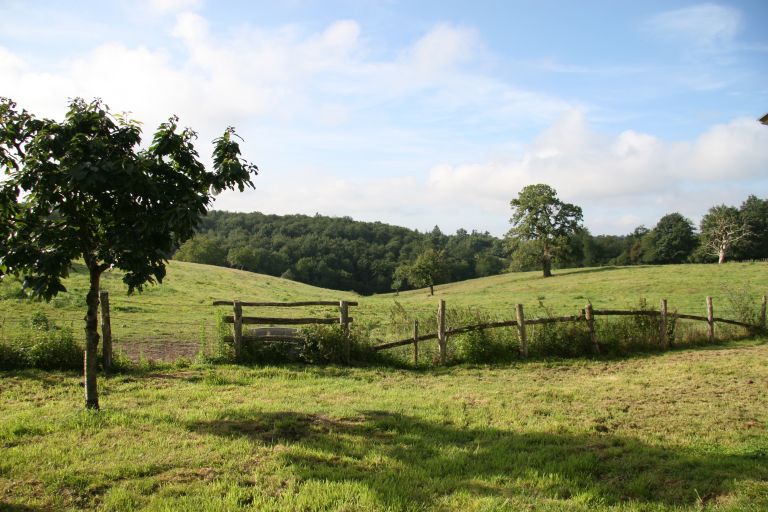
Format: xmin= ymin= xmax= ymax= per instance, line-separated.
xmin=212 ymin=300 xmax=357 ymax=362
xmin=373 ymin=296 xmax=768 ymax=364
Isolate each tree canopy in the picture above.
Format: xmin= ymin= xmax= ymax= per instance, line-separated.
xmin=506 ymin=184 xmax=583 ymax=277
xmin=0 ymin=98 xmax=257 ymax=409
xmin=394 ymin=248 xmax=448 ymax=296
xmin=649 ymin=213 xmax=697 ymax=264
xmin=175 ymin=212 xmax=506 ymax=294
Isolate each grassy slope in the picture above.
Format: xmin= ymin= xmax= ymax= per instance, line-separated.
xmin=1 ymin=261 xmax=767 ymax=345
xmin=2 ymin=262 xmax=767 ymax=510
xmin=1 ymin=340 xmax=766 ymax=511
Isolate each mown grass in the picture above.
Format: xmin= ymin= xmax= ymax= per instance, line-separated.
xmin=1 ymin=339 xmax=766 ymax=511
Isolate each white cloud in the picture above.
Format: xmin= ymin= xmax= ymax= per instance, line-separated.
xmin=421 ymin=111 xmax=768 ymax=233
xmin=1 ymin=11 xmax=764 ymax=236
xmin=646 ymin=3 xmax=742 ymax=51
xmin=145 ymin=0 xmax=203 ymax=13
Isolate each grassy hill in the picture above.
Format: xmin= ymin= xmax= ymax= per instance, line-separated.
xmin=2 ymin=261 xmax=768 ymax=510
xmin=1 ymin=261 xmax=766 ymax=350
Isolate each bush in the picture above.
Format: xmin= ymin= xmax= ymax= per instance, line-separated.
xmin=447 ymin=307 xmax=517 ymax=364
xmin=231 ymin=323 xmax=372 ymax=365
xmin=596 ymin=299 xmax=675 ymax=354
xmin=0 ymin=313 xmax=82 ymax=371
xmin=0 ymin=340 xmax=25 ymax=370
xmin=454 ymin=328 xmax=513 ymax=363
xmin=528 ymin=320 xmax=593 ymax=357
xmin=299 ymin=325 xmax=352 ymax=364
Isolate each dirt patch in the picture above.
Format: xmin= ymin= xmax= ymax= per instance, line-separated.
xmin=114 ymin=340 xmax=200 ymax=362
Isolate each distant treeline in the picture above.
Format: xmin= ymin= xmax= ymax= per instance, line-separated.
xmin=173 ymin=195 xmax=767 ymax=294
xmin=174 ymin=211 xmax=506 ymax=295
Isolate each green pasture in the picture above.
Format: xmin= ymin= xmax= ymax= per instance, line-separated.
xmin=1 ymin=339 xmax=766 ymax=511
xmin=1 ymin=261 xmax=766 ymax=348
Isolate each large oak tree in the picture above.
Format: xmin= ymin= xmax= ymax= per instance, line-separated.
xmin=0 ymin=98 xmax=257 ymax=409
xmin=506 ymin=184 xmax=583 ymax=277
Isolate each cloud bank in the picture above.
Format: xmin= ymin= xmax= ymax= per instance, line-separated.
xmin=1 ymin=6 xmax=765 ymax=236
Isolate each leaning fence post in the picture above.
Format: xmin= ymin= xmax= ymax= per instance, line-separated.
xmin=585 ymin=303 xmax=599 ymax=355
xmin=99 ymin=290 xmax=112 ymax=371
xmin=760 ymin=295 xmax=767 ymax=333
xmin=706 ymin=296 xmax=715 ymax=342
xmin=413 ymin=319 xmax=419 ymax=365
xmin=438 ymin=300 xmax=447 ymax=365
xmin=233 ymin=300 xmax=243 ymax=361
xmin=340 ymin=300 xmax=350 ymax=364
xmin=659 ymin=299 xmax=669 ymax=349
xmin=515 ymin=304 xmax=528 ymax=358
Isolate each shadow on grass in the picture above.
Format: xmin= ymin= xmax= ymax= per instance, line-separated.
xmin=0 ymin=503 xmax=45 ymax=511
xmin=187 ymin=410 xmax=767 ymax=509
xmin=554 ymin=265 xmax=631 ymax=277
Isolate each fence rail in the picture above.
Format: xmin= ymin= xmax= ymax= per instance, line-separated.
xmin=373 ymin=295 xmax=767 ymax=364
xmin=212 ymin=300 xmax=358 ymax=307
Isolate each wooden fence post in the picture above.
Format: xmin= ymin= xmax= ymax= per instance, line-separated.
xmin=706 ymin=296 xmax=715 ymax=342
xmin=99 ymin=290 xmax=112 ymax=371
xmin=413 ymin=319 xmax=419 ymax=365
xmin=760 ymin=295 xmax=767 ymax=333
xmin=233 ymin=300 xmax=243 ymax=361
xmin=438 ymin=300 xmax=447 ymax=365
xmin=659 ymin=299 xmax=669 ymax=349
xmin=340 ymin=300 xmax=350 ymax=364
xmin=516 ymin=304 xmax=527 ymax=358
xmin=585 ymin=303 xmax=599 ymax=355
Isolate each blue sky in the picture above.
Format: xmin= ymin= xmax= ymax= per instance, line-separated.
xmin=1 ymin=0 xmax=767 ymax=235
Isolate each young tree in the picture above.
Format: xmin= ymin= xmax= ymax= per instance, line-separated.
xmin=406 ymin=248 xmax=447 ymax=295
xmin=506 ymin=184 xmax=583 ymax=277
xmin=0 ymin=98 xmax=257 ymax=410
xmin=700 ymin=205 xmax=751 ymax=264
xmin=391 ymin=263 xmax=410 ymax=295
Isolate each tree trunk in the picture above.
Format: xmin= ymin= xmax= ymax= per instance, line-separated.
xmin=542 ymin=254 xmax=552 ymax=278
xmin=84 ymin=264 xmax=102 ymax=410
xmin=718 ymin=247 xmax=726 ymax=264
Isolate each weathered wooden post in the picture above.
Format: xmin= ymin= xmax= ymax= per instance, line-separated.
xmin=413 ymin=319 xmax=419 ymax=365
xmin=437 ymin=300 xmax=447 ymax=365
xmin=706 ymin=296 xmax=715 ymax=342
xmin=516 ymin=303 xmax=528 ymax=358
xmin=585 ymin=303 xmax=599 ymax=355
xmin=760 ymin=295 xmax=767 ymax=333
xmin=99 ymin=290 xmax=112 ymax=371
xmin=340 ymin=300 xmax=350 ymax=364
xmin=233 ymin=300 xmax=243 ymax=361
xmin=659 ymin=299 xmax=669 ymax=349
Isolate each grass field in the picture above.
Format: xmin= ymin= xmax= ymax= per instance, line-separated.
xmin=1 ymin=262 xmax=767 ymax=510
xmin=1 ymin=339 xmax=767 ymax=511
xmin=1 ymin=261 xmax=766 ymax=352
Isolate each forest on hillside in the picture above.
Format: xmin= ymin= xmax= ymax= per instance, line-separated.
xmin=173 ymin=195 xmax=768 ymax=295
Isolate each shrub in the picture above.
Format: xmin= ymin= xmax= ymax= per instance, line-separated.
xmin=0 ymin=313 xmax=82 ymax=371
xmin=0 ymin=340 xmax=25 ymax=370
xmin=299 ymin=324 xmax=352 ymax=364
xmin=448 ymin=307 xmax=517 ymax=364
xmin=722 ymin=285 xmax=760 ymax=329
xmin=528 ymin=319 xmax=593 ymax=357
xmin=454 ymin=328 xmax=513 ymax=363
xmin=596 ymin=299 xmax=676 ymax=354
